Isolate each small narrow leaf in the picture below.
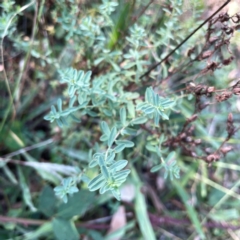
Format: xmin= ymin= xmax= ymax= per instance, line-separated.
xmin=57 ymin=99 xmax=62 ymax=112
xmin=116 ymin=140 xmax=134 ymax=148
xmin=121 ymin=127 xmax=138 ymax=136
xmin=120 ymin=107 xmax=126 ymax=126
xmin=100 ymin=134 xmax=109 ymax=142
xmin=109 ymin=160 xmax=128 ymax=172
xmin=131 ymin=117 xmax=148 ymax=125
xmin=106 ymin=152 xmax=115 ymax=164
xmin=108 ymin=126 xmax=117 ymax=147
xmin=89 ymin=160 xmax=98 ymax=168
xmin=150 ymin=164 xmax=163 ymax=173
xmin=114 ymin=169 xmax=131 ymax=181
xmin=100 ymin=121 xmax=111 ymax=136
xmin=101 ymin=166 xmax=110 ymax=180
xmin=51 ymin=105 xmax=57 ymax=115
xmin=114 ymin=144 xmax=126 ymax=153
xmin=88 ymin=174 xmax=104 ymax=189
xmin=165 ymin=152 xmax=175 ymax=163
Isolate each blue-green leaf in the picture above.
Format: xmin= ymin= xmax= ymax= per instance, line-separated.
xmin=101 ymin=165 xmax=110 ymax=180
xmin=150 ymin=164 xmax=163 ymax=173
xmin=121 ymin=127 xmax=138 ymax=135
xmin=57 ymin=99 xmax=62 ymax=112
xmin=109 ymin=160 xmax=128 ymax=172
xmin=56 ymin=190 xmax=94 ymax=219
xmin=100 ymin=121 xmax=110 ymax=135
xmin=52 ymin=218 xmax=79 ymax=240
xmin=88 ymin=174 xmax=104 ymax=189
xmin=131 ymin=116 xmax=148 ymax=125
xmin=114 ymin=144 xmax=126 ymax=153
xmin=108 ymin=126 xmax=117 ymax=147
xmin=115 ymin=140 xmax=134 ymax=148
xmin=89 ymin=160 xmax=98 ymax=168
xmin=120 ymin=107 xmax=126 ymax=126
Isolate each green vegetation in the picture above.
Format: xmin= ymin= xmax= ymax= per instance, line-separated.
xmin=1 ymin=0 xmax=240 ymax=239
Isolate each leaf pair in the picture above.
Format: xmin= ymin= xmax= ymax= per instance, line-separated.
xmin=54 ymin=177 xmax=79 ymax=203
xmin=59 ymin=68 xmax=92 ymax=98
xmin=44 ymin=98 xmax=80 ymax=127
xmin=137 ymin=87 xmax=175 ymax=125
xmin=150 ymin=151 xmax=180 ymax=181
xmin=88 ymin=153 xmax=130 ymax=200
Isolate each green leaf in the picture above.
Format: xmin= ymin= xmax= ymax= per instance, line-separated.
xmin=101 ymin=165 xmax=110 ymax=180
xmin=83 ymin=70 xmax=92 ymax=83
xmin=146 ymin=87 xmax=153 ymax=103
xmin=89 ymin=230 xmax=104 ymax=240
xmin=24 ymin=222 xmax=53 ymax=240
xmin=17 ymin=166 xmax=37 ymax=212
xmin=56 ymin=190 xmax=94 ymax=219
xmin=165 ymin=151 xmax=175 ymax=162
xmin=98 ymin=155 xmax=105 ymax=167
xmin=88 ymin=174 xmax=105 ymax=189
xmin=114 ymin=169 xmax=131 ymax=181
xmin=132 ymin=167 xmax=156 ymax=240
xmin=57 ymin=98 xmax=62 ymax=112
xmin=142 ymin=105 xmax=155 ymax=114
xmin=173 ymin=181 xmax=205 ymax=239
xmin=114 ymin=144 xmax=126 ymax=153
xmin=108 ymin=126 xmax=117 ymax=147
xmin=106 ymin=152 xmax=115 ymax=163
xmin=116 ymin=140 xmax=134 ymax=148
xmin=121 ymin=127 xmax=138 ymax=135
xmin=146 ymin=144 xmax=157 ymax=152
xmin=89 ymin=160 xmax=98 ymax=168
xmin=38 ymin=185 xmax=57 ymax=217
xmin=127 ymin=101 xmax=135 ymax=118
xmin=154 ymin=113 xmax=160 ymax=125
xmin=111 ymin=188 xmax=121 ymax=201
xmin=109 ymin=160 xmax=128 ymax=172
xmin=120 ymin=107 xmax=126 ymax=126
xmin=131 ymin=116 xmax=148 ymax=125
xmin=100 ymin=121 xmax=110 ymax=136
xmin=52 ymin=218 xmax=79 ymax=240
xmin=100 ymin=134 xmax=109 ymax=141
xmin=99 ymin=183 xmax=111 ymax=194
xmin=150 ymin=164 xmax=163 ymax=173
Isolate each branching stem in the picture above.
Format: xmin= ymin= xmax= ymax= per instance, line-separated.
xmin=140 ymin=0 xmax=232 ymax=79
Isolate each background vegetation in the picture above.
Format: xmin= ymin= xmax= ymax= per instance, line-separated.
xmin=1 ymin=0 xmax=240 ymax=239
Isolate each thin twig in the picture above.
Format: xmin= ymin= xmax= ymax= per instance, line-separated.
xmin=140 ymin=0 xmax=232 ymax=79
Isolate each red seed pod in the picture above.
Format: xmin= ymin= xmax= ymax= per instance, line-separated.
xmin=180 ymin=133 xmax=186 ymax=139
xmin=234 ymin=24 xmax=240 ymax=30
xmin=222 ymin=56 xmax=234 ymax=66
xmin=231 ymin=14 xmax=240 ymax=23
xmin=219 ymin=13 xmax=230 ymax=24
xmin=233 ymin=88 xmax=240 ymax=95
xmin=207 ymin=86 xmax=215 ymax=93
xmin=228 ymin=113 xmax=233 ymax=123
xmin=187 ymin=47 xmax=195 ymax=57
xmin=215 ymin=92 xmax=232 ymax=102
xmin=209 ymin=36 xmax=219 ymax=44
xmin=199 ymin=102 xmax=210 ymax=110
xmin=220 ymin=146 xmax=233 ymax=154
xmin=224 ymin=27 xmax=234 ymax=35
xmin=194 ymin=139 xmax=202 ymax=145
xmin=200 ymin=50 xmax=213 ymax=60
xmin=188 ymin=114 xmax=198 ymax=122
xmin=206 ymin=154 xmax=220 ymax=163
